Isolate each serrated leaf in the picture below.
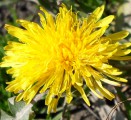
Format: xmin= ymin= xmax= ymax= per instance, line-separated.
xmin=8 ymin=97 xmax=34 ymax=120
xmin=0 ymin=109 xmax=14 ymax=120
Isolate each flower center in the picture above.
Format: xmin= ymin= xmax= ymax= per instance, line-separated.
xmin=57 ymin=43 xmax=74 ymax=71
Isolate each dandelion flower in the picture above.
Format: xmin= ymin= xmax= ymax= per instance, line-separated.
xmin=1 ymin=4 xmax=130 ymax=113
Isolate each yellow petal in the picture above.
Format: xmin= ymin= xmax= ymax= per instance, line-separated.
xmin=85 ymin=26 xmax=108 ymax=45
xmin=98 ymin=41 xmax=109 ymax=52
xmin=95 ymin=15 xmax=114 ymax=28
xmin=92 ymin=5 xmax=105 ymax=21
xmin=114 ymin=49 xmax=131 ymax=56
xmin=84 ymin=77 xmax=103 ymax=99
xmin=40 ymin=7 xmax=55 ymax=29
xmin=59 ymin=72 xmax=69 ymax=93
xmin=47 ymin=102 xmax=53 ymax=114
xmin=45 ymin=92 xmax=53 ymax=105
xmin=95 ymin=80 xmax=115 ymax=100
xmin=75 ymin=72 xmax=83 ymax=86
xmin=101 ymin=63 xmax=112 ymax=69
xmin=119 ymin=43 xmax=131 ymax=49
xmin=5 ymin=24 xmax=27 ymax=40
xmin=102 ymin=68 xmax=122 ymax=76
xmin=106 ymin=31 xmax=129 ymax=41
xmin=40 ymin=78 xmax=54 ymax=93
xmin=38 ymin=13 xmax=46 ymax=28
xmin=101 ymin=78 xmax=121 ymax=86
xmin=74 ymin=84 xmax=90 ymax=106
xmin=80 ymin=66 xmax=91 ymax=77
xmin=105 ymin=74 xmax=127 ymax=82
xmin=49 ymin=70 xmax=64 ymax=95
xmin=110 ymin=56 xmax=131 ymax=60
xmin=70 ymin=70 xmax=83 ymax=86
xmin=66 ymin=86 xmax=73 ymax=103
xmin=52 ymin=98 xmax=59 ymax=112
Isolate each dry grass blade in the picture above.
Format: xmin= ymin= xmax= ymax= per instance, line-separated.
xmin=106 ymin=98 xmax=131 ymax=120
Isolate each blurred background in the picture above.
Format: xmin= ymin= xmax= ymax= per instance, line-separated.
xmin=0 ymin=0 xmax=131 ymax=120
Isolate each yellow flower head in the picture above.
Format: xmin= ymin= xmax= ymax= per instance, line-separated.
xmin=1 ymin=4 xmax=130 ymax=113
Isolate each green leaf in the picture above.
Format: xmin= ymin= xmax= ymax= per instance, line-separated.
xmin=8 ymin=97 xmax=34 ymax=120
xmin=8 ymin=97 xmax=26 ymax=116
xmin=52 ymin=112 xmax=62 ymax=120
xmin=0 ymin=109 xmax=14 ymax=120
